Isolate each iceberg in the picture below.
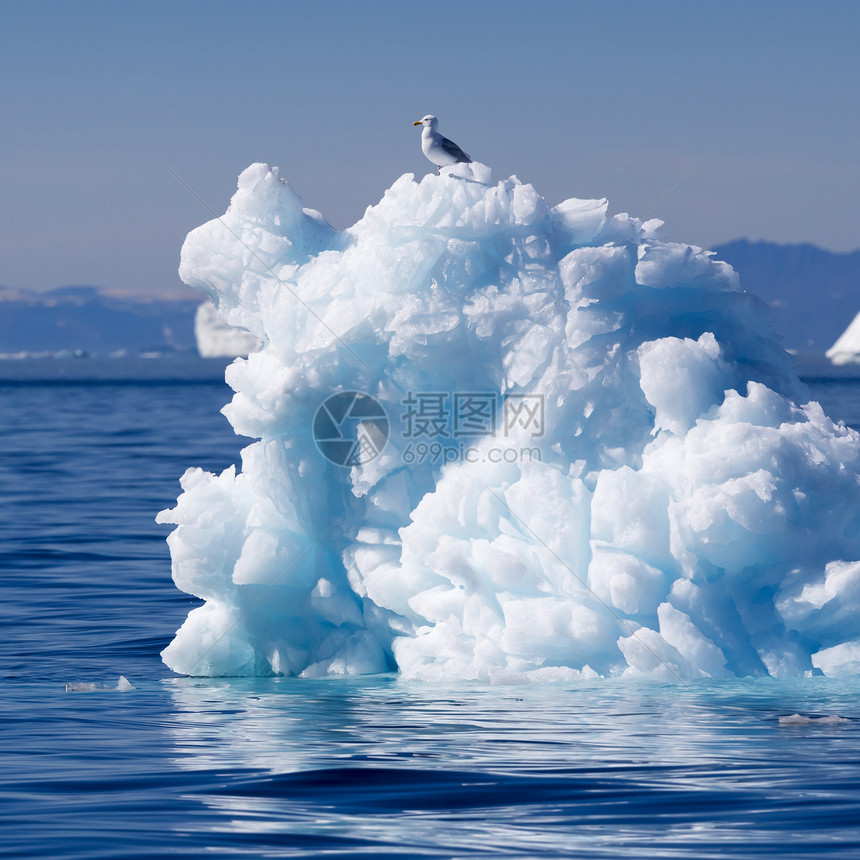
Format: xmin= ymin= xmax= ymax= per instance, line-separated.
xmin=827 ymin=310 xmax=860 ymax=365
xmin=194 ymin=299 xmax=262 ymax=358
xmin=157 ymin=161 xmax=860 ymax=681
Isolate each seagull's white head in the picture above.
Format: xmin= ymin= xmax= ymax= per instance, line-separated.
xmin=413 ymin=114 xmax=438 ymax=130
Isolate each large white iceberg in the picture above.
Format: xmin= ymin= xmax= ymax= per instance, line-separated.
xmin=157 ymin=162 xmax=860 ymax=681
xmin=194 ymin=300 xmax=261 ymax=358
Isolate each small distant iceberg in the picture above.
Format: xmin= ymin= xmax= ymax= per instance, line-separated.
xmin=194 ymin=300 xmax=261 ymax=358
xmin=827 ymin=311 xmax=860 ymax=366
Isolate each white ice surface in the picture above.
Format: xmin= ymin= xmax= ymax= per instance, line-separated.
xmin=158 ymin=162 xmax=860 ymax=681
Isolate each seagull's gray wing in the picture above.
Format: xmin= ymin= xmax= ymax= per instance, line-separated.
xmin=439 ymin=135 xmax=472 ymax=163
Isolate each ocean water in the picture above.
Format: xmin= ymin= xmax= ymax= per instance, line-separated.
xmin=3 ymin=368 xmax=860 ymax=859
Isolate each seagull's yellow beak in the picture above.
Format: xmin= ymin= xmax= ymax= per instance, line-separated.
xmin=413 ymin=120 xmax=422 ymax=126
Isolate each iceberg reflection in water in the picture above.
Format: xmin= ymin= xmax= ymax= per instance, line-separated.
xmin=162 ymin=676 xmax=860 ymax=857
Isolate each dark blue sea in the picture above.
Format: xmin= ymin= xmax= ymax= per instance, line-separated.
xmin=3 ymin=362 xmax=860 ymax=859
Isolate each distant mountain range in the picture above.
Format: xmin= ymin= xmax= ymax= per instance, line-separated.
xmin=1 ymin=240 xmax=858 ymax=357
xmin=0 ymin=286 xmax=199 ymax=355
xmin=712 ymin=240 xmax=860 ymax=355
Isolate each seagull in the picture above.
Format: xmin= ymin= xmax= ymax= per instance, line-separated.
xmin=413 ymin=115 xmax=472 ymax=173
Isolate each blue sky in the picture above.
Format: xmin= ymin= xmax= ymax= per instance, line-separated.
xmin=1 ymin=0 xmax=858 ymax=294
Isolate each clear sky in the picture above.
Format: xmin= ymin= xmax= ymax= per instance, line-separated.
xmin=1 ymin=0 xmax=858 ymax=294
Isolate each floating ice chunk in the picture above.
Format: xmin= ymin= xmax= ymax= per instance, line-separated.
xmin=65 ymin=676 xmax=135 ymax=692
xmin=779 ymin=713 xmax=852 ymax=726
